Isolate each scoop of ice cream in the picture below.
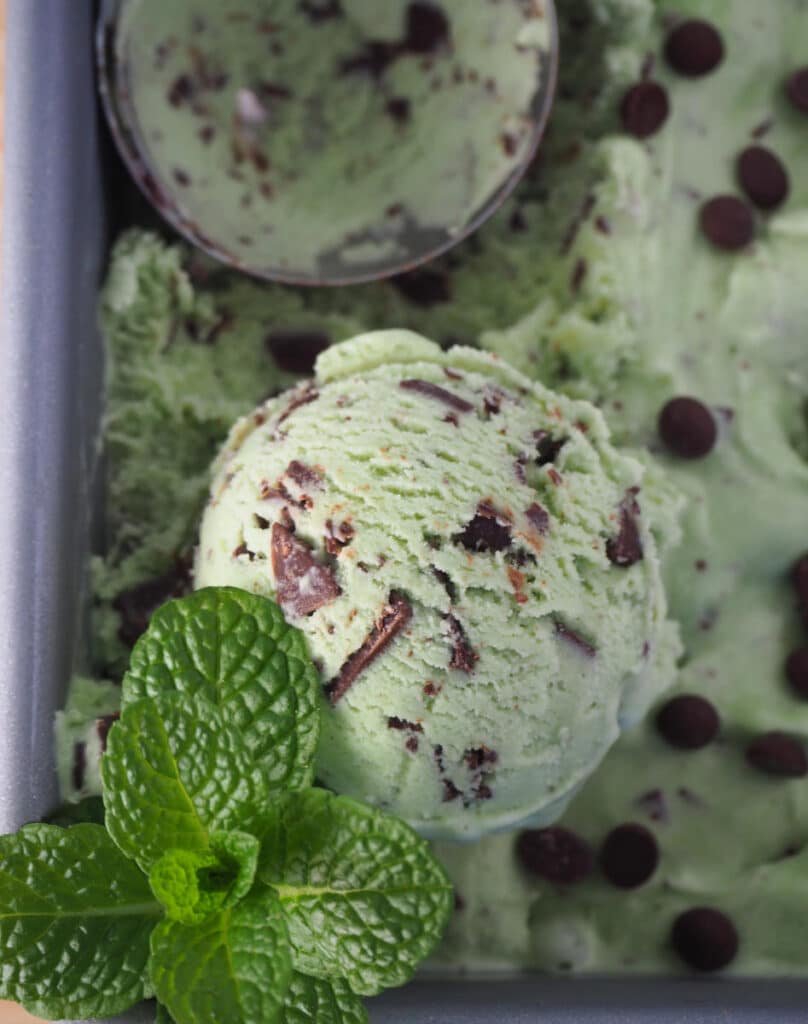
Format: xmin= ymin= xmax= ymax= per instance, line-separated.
xmin=195 ymin=331 xmax=680 ymax=838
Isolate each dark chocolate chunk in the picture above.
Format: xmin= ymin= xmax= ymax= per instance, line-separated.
xmin=325 ymin=592 xmax=413 ymax=703
xmin=664 ymin=19 xmax=724 ymax=77
xmin=168 ymin=74 xmax=195 ymax=107
xmin=606 ymin=491 xmax=644 ymax=567
xmin=445 ymin=614 xmax=479 ymax=672
xmin=265 ymin=329 xmax=331 ymax=374
xmin=400 ymin=378 xmax=474 ymax=413
xmin=464 ymin=746 xmax=498 ymax=770
xmin=392 ymin=267 xmax=451 ymax=306
xmin=554 ymin=621 xmax=596 ymax=658
xmin=672 ymin=907 xmax=739 ymax=972
xmin=386 ymin=96 xmax=411 ymax=123
xmin=656 ymin=694 xmax=720 ymax=749
xmin=746 ymin=731 xmax=808 ymax=777
xmin=736 ymin=146 xmax=789 ymax=210
xmin=72 ymin=742 xmax=86 ymax=792
xmin=453 ymin=502 xmax=512 ymax=553
xmin=442 ymin=778 xmax=462 ymax=802
xmin=232 ymin=541 xmax=255 ymax=560
xmin=785 ymin=649 xmax=808 ymax=700
xmin=286 ymin=460 xmax=322 ymax=490
xmin=791 ymin=553 xmax=808 ymax=604
xmin=95 ymin=713 xmax=121 ymax=753
xmin=405 ymin=2 xmax=450 ymax=53
xmin=699 ymin=195 xmax=755 ymax=251
xmin=387 ymin=716 xmax=423 ymax=732
xmin=324 ymin=519 xmax=355 ymax=555
xmin=113 ymin=559 xmax=192 ymax=648
xmin=534 ymin=430 xmax=566 ymax=466
xmin=658 ymin=396 xmax=717 ymax=458
xmin=620 ymin=81 xmax=670 ymax=138
xmin=271 ymin=523 xmax=341 ymax=618
xmin=786 ymin=67 xmax=808 ymax=115
xmin=432 ymin=566 xmax=457 ymax=601
xmin=516 ymin=827 xmax=594 ymax=884
xmin=599 ymin=823 xmax=659 ymax=889
xmin=526 ymin=502 xmax=550 ymax=535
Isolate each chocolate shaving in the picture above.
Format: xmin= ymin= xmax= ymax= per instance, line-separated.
xmin=442 ymin=778 xmax=463 ymax=802
xmin=232 ymin=541 xmax=256 ymax=560
xmin=96 ymin=713 xmax=121 ymax=753
xmin=271 ymin=523 xmax=340 ymax=618
xmin=400 ymin=379 xmax=474 ymax=413
xmin=277 ymin=383 xmax=319 ymax=424
xmin=388 ymin=716 xmax=423 ymax=732
xmin=325 ymin=592 xmax=413 ymax=704
xmin=606 ymin=489 xmax=644 ymax=567
xmin=534 ymin=430 xmax=567 ymax=465
xmin=254 ymin=514 xmax=271 ymax=530
xmin=453 ymin=501 xmax=512 ymax=553
xmin=286 ymin=460 xmax=322 ymax=490
xmin=72 ymin=742 xmax=86 ymax=792
xmin=464 ymin=746 xmax=498 ymax=770
xmin=554 ymin=621 xmax=597 ymax=658
xmin=446 ymin=614 xmax=478 ymax=672
xmin=525 ymin=502 xmax=550 ymax=535
xmin=113 ymin=557 xmax=192 ymax=648
xmin=324 ymin=519 xmax=355 ymax=555
xmin=433 ymin=566 xmax=457 ymax=602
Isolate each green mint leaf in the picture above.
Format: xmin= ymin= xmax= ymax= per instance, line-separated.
xmin=149 ymin=886 xmax=292 ymax=1024
xmin=156 ymin=1003 xmax=176 ymax=1024
xmin=280 ymin=973 xmax=368 ymax=1024
xmin=123 ymin=587 xmax=321 ymax=790
xmin=0 ymin=823 xmax=161 ymax=1019
xmin=256 ymin=789 xmax=453 ymax=996
xmin=102 ymin=694 xmax=269 ymax=872
xmin=149 ymin=830 xmax=259 ymax=924
xmin=43 ymin=794 xmax=105 ymax=827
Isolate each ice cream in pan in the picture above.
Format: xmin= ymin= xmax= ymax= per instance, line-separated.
xmin=57 ymin=0 xmax=808 ymax=979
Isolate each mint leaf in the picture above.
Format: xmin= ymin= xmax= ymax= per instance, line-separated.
xmin=149 ymin=886 xmax=292 ymax=1024
xmin=123 ymin=588 xmax=321 ymax=790
xmin=156 ymin=1004 xmax=176 ymax=1024
xmin=0 ymin=823 xmax=161 ymax=1019
xmin=280 ymin=973 xmax=367 ymax=1024
xmin=256 ymin=789 xmax=453 ymax=996
xmin=149 ymin=831 xmax=259 ymax=924
xmin=102 ymin=694 xmax=269 ymax=872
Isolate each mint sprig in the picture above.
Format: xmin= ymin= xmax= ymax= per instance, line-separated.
xmin=0 ymin=588 xmax=453 ymax=1023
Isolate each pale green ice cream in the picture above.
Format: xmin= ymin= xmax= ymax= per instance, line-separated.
xmin=59 ymin=0 xmax=808 ymax=977
xmin=194 ymin=331 xmax=680 ymax=838
xmin=112 ymin=0 xmax=553 ymax=281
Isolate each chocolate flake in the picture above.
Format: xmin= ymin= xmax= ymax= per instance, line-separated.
xmin=606 ymin=490 xmax=644 ymax=567
xmin=388 ymin=716 xmax=423 ymax=732
xmin=432 ymin=566 xmax=457 ymax=602
xmin=570 ymin=258 xmax=588 ymax=293
xmin=254 ymin=513 xmax=271 ymax=530
xmin=72 ymin=742 xmax=87 ymax=792
xmin=534 ymin=430 xmax=567 ymax=465
xmin=324 ymin=519 xmax=355 ymax=556
xmin=554 ymin=621 xmax=596 ymax=658
xmin=526 ymin=502 xmax=550 ymax=535
xmin=277 ymin=383 xmax=319 ymax=424
xmin=271 ymin=523 xmax=340 ymax=618
xmin=445 ymin=614 xmax=478 ymax=672
xmin=232 ymin=541 xmax=256 ymax=560
xmin=400 ymin=378 xmax=474 ymax=413
xmin=325 ymin=592 xmax=413 ymax=703
xmin=95 ymin=713 xmax=121 ymax=753
xmin=635 ymin=788 xmax=669 ymax=823
xmin=113 ymin=558 xmax=192 ymax=648
xmin=453 ymin=501 xmax=512 ymax=553
xmin=286 ymin=460 xmax=322 ymax=490
xmin=442 ymin=778 xmax=463 ymax=802
xmin=464 ymin=746 xmax=498 ymax=771
xmin=386 ymin=96 xmax=411 ymax=123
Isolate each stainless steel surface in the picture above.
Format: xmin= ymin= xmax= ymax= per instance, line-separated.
xmin=2 ymin=2 xmax=808 ymax=1021
xmin=96 ymin=0 xmax=559 ymax=287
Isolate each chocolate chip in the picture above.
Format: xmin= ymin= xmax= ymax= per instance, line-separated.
xmin=672 ymin=908 xmax=739 ymax=972
xmin=253 ymin=514 xmax=270 ymax=530
xmin=453 ymin=503 xmax=512 ymax=553
xmin=277 ymin=382 xmax=319 ymax=424
xmin=606 ymin=492 xmax=644 ymax=567
xmin=392 ymin=267 xmax=451 ymax=305
xmin=445 ymin=614 xmax=478 ymax=672
xmin=658 ymin=396 xmax=717 ymax=458
xmin=387 ymin=716 xmax=423 ymax=732
xmin=95 ymin=713 xmax=121 ymax=753
xmin=791 ymin=553 xmax=808 ymax=604
xmin=168 ymin=74 xmax=194 ymax=107
xmin=265 ymin=329 xmax=331 ymax=374
xmin=736 ymin=146 xmax=789 ymax=210
xmin=386 ymin=96 xmax=411 ymax=123
xmin=533 ymin=430 xmax=566 ymax=466
xmin=406 ymin=735 xmax=419 ymax=753
xmin=699 ymin=195 xmax=755 ymax=250
xmin=113 ymin=558 xmax=192 ymax=648
xmin=516 ymin=827 xmax=595 ymax=884
xmin=664 ymin=19 xmax=724 ymax=77
xmin=786 ymin=67 xmax=808 ymax=115
xmin=324 ymin=518 xmax=355 ymax=556
xmin=554 ymin=621 xmax=596 ymax=658
xmin=442 ymin=778 xmax=462 ymax=802
xmin=72 ymin=742 xmax=86 ymax=792
xmin=271 ymin=523 xmax=341 ymax=618
xmin=746 ymin=731 xmax=808 ymax=777
xmin=405 ymin=2 xmax=450 ymax=53
xmin=325 ymin=592 xmax=413 ymax=703
xmin=285 ymin=460 xmax=322 ymax=490
xmin=464 ymin=747 xmax=498 ymax=771
xmin=599 ymin=823 xmax=659 ymax=888
xmin=785 ymin=649 xmax=808 ymax=699
xmin=656 ymin=695 xmax=720 ymax=749
xmin=399 ymin=379 xmax=474 ymax=413
xmin=620 ymin=81 xmax=670 ymax=138
xmin=526 ymin=502 xmax=550 ymax=535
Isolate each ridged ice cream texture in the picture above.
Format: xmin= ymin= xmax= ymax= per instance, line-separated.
xmin=195 ymin=331 xmax=681 ymax=838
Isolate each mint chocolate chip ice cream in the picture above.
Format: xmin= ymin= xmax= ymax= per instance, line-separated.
xmin=109 ymin=0 xmax=553 ymax=281
xmin=194 ymin=331 xmax=680 ymax=838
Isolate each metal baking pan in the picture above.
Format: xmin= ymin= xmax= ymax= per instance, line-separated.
xmin=2 ymin=2 xmax=807 ymax=1021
